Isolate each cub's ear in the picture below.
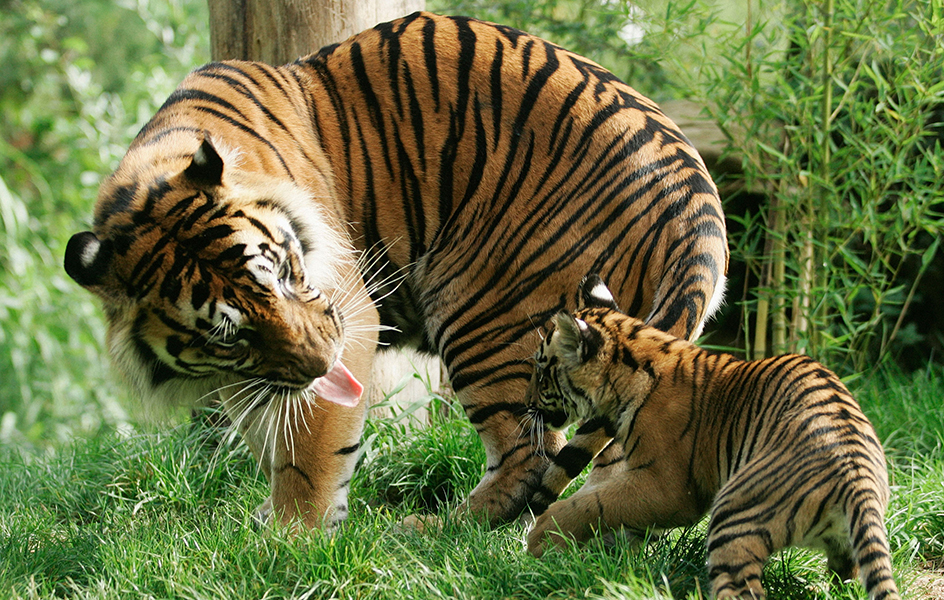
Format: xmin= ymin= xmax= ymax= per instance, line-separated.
xmin=64 ymin=231 xmax=114 ymax=288
xmin=184 ymin=137 xmax=224 ymax=187
xmin=553 ymin=312 xmax=603 ymax=366
xmin=577 ymin=274 xmax=620 ymax=311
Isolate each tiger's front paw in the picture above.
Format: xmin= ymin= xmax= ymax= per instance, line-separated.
xmin=252 ymin=497 xmax=273 ymax=529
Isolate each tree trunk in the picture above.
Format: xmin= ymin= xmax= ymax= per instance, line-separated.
xmin=207 ymin=0 xmax=425 ymax=64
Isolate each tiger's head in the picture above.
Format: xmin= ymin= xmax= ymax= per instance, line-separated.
xmin=64 ymin=133 xmax=363 ymax=415
xmin=525 ymin=275 xmax=653 ymax=430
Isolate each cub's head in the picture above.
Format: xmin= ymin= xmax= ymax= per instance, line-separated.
xmin=525 ymin=275 xmax=622 ymax=430
xmin=64 ymin=133 xmax=362 ymax=414
xmin=526 ymin=275 xmax=658 ymax=430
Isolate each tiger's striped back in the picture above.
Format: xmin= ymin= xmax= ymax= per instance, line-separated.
xmin=297 ymin=15 xmax=728 ymax=521
xmin=525 ymin=276 xmax=898 ymax=599
xmin=299 ymin=13 xmax=728 ymax=349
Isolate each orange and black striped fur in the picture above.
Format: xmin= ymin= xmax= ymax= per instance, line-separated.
xmin=63 ymin=12 xmax=727 ymax=529
xmin=524 ymin=275 xmax=898 ymax=599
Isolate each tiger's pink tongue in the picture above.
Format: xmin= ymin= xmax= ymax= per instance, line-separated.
xmin=312 ymin=361 xmax=363 ymax=407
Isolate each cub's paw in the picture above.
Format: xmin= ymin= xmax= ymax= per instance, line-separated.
xmin=398 ymin=514 xmax=443 ymax=534
xmin=527 ymin=513 xmax=574 ymax=558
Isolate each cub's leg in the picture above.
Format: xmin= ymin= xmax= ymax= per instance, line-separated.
xmin=527 ymin=467 xmax=683 ymax=558
xmin=583 ymin=441 xmax=631 ymax=500
xmin=706 ymin=470 xmax=783 ymax=600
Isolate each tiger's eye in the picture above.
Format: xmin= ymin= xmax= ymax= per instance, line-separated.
xmin=212 ymin=335 xmax=250 ymax=359
xmin=277 ymin=262 xmax=290 ymax=283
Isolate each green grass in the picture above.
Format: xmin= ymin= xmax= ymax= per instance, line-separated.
xmin=1 ymin=369 xmax=941 ymax=599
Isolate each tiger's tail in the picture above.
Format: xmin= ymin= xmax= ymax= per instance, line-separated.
xmin=848 ymin=489 xmax=900 ymax=600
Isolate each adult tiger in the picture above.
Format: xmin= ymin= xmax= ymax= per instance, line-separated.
xmin=64 ymin=12 xmax=728 ymax=529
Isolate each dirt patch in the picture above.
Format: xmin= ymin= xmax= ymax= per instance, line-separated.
xmin=913 ymin=570 xmax=944 ymax=599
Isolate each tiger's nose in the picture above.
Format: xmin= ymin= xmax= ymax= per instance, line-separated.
xmin=263 ymin=355 xmax=331 ymax=387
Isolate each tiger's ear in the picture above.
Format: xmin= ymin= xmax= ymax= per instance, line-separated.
xmin=184 ymin=138 xmax=224 ymax=187
xmin=553 ymin=312 xmax=603 ymax=366
xmin=577 ymin=274 xmax=620 ymax=311
xmin=64 ymin=231 xmax=114 ymax=288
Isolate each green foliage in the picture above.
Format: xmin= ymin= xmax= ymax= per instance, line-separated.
xmin=428 ymin=0 xmax=640 ymax=71
xmin=693 ymin=0 xmax=944 ymax=371
xmin=0 ymin=0 xmax=209 ymax=445
xmin=427 ymin=0 xmax=733 ymax=101
xmin=357 ymin=387 xmax=485 ymax=513
xmin=861 ymin=366 xmax=944 ymax=567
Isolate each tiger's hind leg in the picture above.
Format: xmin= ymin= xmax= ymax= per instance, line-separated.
xmin=824 ymin=536 xmax=857 ymax=587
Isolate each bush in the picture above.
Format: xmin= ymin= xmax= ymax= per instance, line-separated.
xmin=700 ymin=0 xmax=943 ymax=372
xmin=0 ymin=0 xmax=209 ymax=445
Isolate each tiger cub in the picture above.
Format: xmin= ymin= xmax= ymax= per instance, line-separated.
xmin=524 ymin=275 xmax=898 ymax=600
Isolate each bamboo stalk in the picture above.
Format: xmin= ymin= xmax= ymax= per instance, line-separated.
xmin=810 ymin=0 xmax=836 ymax=356
xmin=789 ymin=0 xmax=835 ymax=358
xmin=746 ymin=0 xmax=770 ymax=362
xmin=792 ymin=226 xmax=814 ymax=355
xmin=753 ymin=286 xmax=769 ymax=360
xmin=772 ymin=227 xmax=788 ymax=354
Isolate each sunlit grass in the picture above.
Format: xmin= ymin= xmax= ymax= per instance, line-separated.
xmin=0 ymin=368 xmax=941 ymax=599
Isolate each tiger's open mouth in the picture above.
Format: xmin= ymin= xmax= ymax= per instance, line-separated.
xmin=309 ymin=360 xmax=363 ymax=407
xmin=266 ymin=360 xmax=363 ymax=407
